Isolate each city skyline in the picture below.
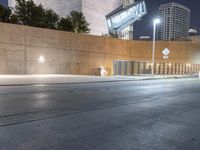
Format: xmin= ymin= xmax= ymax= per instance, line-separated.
xmin=0 ymin=0 xmax=199 ymax=39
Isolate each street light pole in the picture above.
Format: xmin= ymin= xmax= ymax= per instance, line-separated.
xmin=152 ymin=19 xmax=160 ymax=76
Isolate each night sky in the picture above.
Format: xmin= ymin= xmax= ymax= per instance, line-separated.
xmin=0 ymin=0 xmax=7 ymax=7
xmin=0 ymin=0 xmax=199 ymax=39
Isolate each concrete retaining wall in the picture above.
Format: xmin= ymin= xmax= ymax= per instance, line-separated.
xmin=0 ymin=22 xmax=200 ymax=75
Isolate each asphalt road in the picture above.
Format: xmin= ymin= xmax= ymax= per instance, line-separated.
xmin=0 ymin=78 xmax=200 ymax=150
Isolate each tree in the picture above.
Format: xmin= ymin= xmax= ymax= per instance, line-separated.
xmin=0 ymin=5 xmax=12 ymax=22
xmin=14 ymin=0 xmax=34 ymax=25
xmin=41 ymin=9 xmax=59 ymax=29
xmin=1 ymin=1 xmax=90 ymax=34
xmin=58 ymin=11 xmax=90 ymax=33
xmin=13 ymin=0 xmax=59 ymax=29
xmin=57 ymin=17 xmax=73 ymax=32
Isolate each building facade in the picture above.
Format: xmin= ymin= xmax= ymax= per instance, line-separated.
xmin=8 ymin=0 xmax=122 ymax=36
xmin=106 ymin=0 xmax=147 ymax=40
xmin=120 ymin=0 xmax=135 ymax=40
xmin=157 ymin=2 xmax=191 ymax=41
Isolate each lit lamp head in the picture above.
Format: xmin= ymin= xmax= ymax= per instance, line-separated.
xmin=153 ymin=18 xmax=160 ymax=25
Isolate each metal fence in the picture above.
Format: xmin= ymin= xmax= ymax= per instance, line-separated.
xmin=113 ymin=60 xmax=200 ymax=75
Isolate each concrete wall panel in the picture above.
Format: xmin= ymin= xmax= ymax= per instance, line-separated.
xmin=0 ymin=23 xmax=25 ymax=45
xmin=70 ymin=34 xmax=105 ymax=53
xmin=105 ymin=38 xmax=129 ymax=56
xmin=0 ymin=23 xmax=200 ymax=75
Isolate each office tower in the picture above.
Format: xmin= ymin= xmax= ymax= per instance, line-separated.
xmin=157 ymin=2 xmax=191 ymax=41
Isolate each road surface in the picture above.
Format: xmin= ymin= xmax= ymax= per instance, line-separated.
xmin=0 ymin=78 xmax=200 ymax=150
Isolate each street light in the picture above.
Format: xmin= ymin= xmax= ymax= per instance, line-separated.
xmin=152 ymin=18 xmax=160 ymax=76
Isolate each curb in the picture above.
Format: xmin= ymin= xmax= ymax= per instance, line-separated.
xmin=0 ymin=76 xmax=198 ymax=87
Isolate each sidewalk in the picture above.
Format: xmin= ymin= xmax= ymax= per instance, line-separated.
xmin=0 ymin=74 xmax=198 ymax=86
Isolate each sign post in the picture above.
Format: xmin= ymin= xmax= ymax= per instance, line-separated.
xmin=162 ymin=48 xmax=170 ymax=78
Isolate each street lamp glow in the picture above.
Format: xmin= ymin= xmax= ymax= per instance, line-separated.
xmin=153 ymin=18 xmax=160 ymax=25
xmin=152 ymin=18 xmax=161 ymax=76
xmin=38 ymin=55 xmax=45 ymax=63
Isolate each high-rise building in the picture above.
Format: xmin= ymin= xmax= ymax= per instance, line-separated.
xmin=157 ymin=2 xmax=191 ymax=41
xmin=8 ymin=0 xmax=122 ymax=36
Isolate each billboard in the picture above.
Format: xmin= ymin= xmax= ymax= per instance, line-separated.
xmin=106 ymin=0 xmax=147 ymax=34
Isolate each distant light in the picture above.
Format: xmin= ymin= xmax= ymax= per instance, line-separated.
xmin=168 ymin=63 xmax=172 ymax=66
xmin=153 ymin=18 xmax=160 ymax=25
xmin=186 ymin=64 xmax=191 ymax=67
xmin=38 ymin=55 xmax=45 ymax=63
xmin=189 ymin=28 xmax=198 ymax=34
xmin=140 ymin=36 xmax=151 ymax=40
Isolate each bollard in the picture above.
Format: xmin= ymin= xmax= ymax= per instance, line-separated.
xmin=198 ymin=70 xmax=200 ymax=78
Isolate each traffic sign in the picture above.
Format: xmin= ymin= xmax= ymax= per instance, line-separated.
xmin=163 ymin=56 xmax=169 ymax=59
xmin=162 ymin=48 xmax=170 ymax=56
